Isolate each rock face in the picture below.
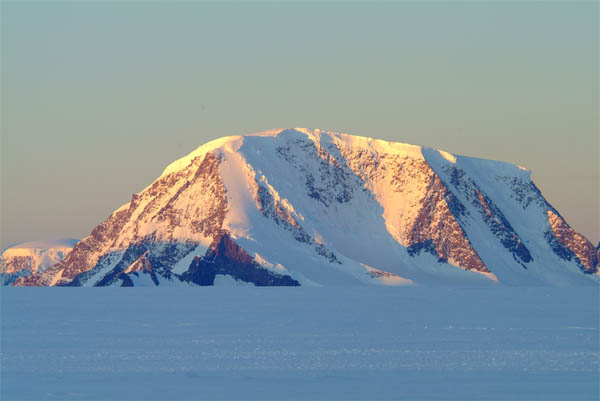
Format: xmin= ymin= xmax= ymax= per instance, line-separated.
xmin=12 ymin=128 xmax=599 ymax=287
xmin=182 ymin=232 xmax=300 ymax=286
xmin=1 ymin=239 xmax=78 ymax=285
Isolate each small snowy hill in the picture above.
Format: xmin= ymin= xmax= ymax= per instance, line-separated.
xmin=12 ymin=128 xmax=599 ymax=287
xmin=1 ymin=238 xmax=78 ymax=285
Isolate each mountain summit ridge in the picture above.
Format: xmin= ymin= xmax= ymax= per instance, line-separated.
xmin=9 ymin=128 xmax=599 ymax=287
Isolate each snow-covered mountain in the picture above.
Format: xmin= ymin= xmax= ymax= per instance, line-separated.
xmin=12 ymin=128 xmax=599 ymax=287
xmin=1 ymin=238 xmax=78 ymax=285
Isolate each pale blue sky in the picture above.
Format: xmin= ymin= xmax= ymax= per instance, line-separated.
xmin=1 ymin=2 xmax=598 ymax=248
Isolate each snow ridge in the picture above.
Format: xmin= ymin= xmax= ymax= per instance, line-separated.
xmin=1 ymin=238 xmax=78 ymax=285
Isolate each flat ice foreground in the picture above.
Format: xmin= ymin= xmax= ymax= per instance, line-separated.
xmin=2 ymin=288 xmax=598 ymax=400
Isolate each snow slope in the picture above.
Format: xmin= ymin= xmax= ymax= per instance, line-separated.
xmin=12 ymin=128 xmax=599 ymax=287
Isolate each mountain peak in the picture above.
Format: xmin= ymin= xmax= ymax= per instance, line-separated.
xmin=8 ymin=129 xmax=599 ymax=287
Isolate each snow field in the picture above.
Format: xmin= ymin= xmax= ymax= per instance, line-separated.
xmin=1 ymin=286 xmax=598 ymax=400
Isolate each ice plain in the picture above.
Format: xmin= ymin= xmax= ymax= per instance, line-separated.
xmin=1 ymin=286 xmax=598 ymax=400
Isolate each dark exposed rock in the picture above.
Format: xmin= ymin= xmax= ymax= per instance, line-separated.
xmin=1 ymin=269 xmax=31 ymax=286
xmin=499 ymin=176 xmax=548 ymax=210
xmin=254 ymin=176 xmax=341 ymax=265
xmin=407 ymin=239 xmax=441 ymax=259
xmin=314 ymin=243 xmax=341 ymax=264
xmin=409 ymin=173 xmax=490 ymax=272
xmin=329 ymin=146 xmax=491 ymax=274
xmin=441 ymin=165 xmax=532 ymax=268
xmin=148 ymin=153 xmax=227 ymax=240
xmin=255 ymin=185 xmax=312 ymax=244
xmin=545 ymin=229 xmax=576 ymax=262
xmin=546 ymin=210 xmax=599 ymax=274
xmin=407 ymin=239 xmax=450 ymax=264
xmin=182 ymin=232 xmax=300 ymax=286
xmin=15 ymin=205 xmax=135 ymax=286
xmin=475 ymin=190 xmax=532 ymax=265
xmin=500 ymin=175 xmax=597 ymax=273
xmin=275 ymin=138 xmax=356 ymax=208
xmin=15 ymin=152 xmax=228 ymax=287
xmin=1 ymin=256 xmax=33 ymax=273
xmin=120 ymin=274 xmax=134 ymax=287
xmin=95 ymin=243 xmax=151 ymax=286
xmin=365 ymin=268 xmax=399 ymax=280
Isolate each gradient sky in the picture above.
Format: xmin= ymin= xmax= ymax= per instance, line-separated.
xmin=1 ymin=2 xmax=598 ymax=249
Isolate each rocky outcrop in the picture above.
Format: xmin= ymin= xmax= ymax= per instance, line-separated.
xmin=182 ymin=232 xmax=299 ymax=286
xmin=546 ymin=210 xmax=599 ymax=274
xmin=15 ymin=205 xmax=136 ymax=286
xmin=440 ymin=165 xmax=533 ymax=267
xmin=254 ymin=179 xmax=341 ymax=265
xmin=337 ymin=147 xmax=489 ymax=273
xmin=14 ymin=152 xmax=227 ymax=287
